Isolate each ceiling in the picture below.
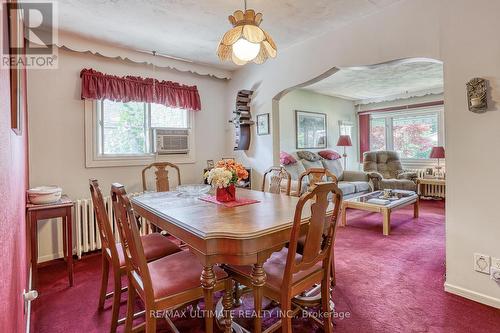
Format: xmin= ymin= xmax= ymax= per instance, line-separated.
xmin=52 ymin=0 xmax=402 ymax=70
xmin=302 ymin=60 xmax=444 ymax=104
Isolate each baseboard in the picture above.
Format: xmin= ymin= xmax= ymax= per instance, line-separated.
xmin=444 ymin=282 xmax=500 ymax=309
xmin=38 ymin=247 xmax=76 ymax=263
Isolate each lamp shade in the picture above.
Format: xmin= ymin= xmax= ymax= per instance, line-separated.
xmin=430 ymin=146 xmax=445 ymax=159
xmin=337 ymin=135 xmax=352 ymax=147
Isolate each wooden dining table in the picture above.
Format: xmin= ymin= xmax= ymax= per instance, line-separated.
xmin=131 ymin=188 xmax=316 ymax=333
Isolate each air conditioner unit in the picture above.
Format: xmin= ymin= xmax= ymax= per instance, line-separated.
xmin=153 ymin=128 xmax=190 ymax=154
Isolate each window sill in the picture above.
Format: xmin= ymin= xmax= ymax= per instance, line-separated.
xmin=85 ymin=154 xmax=196 ymax=168
xmin=401 ymin=159 xmax=444 ymax=170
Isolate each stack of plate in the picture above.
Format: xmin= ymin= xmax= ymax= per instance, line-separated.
xmin=27 ymin=186 xmax=62 ymax=205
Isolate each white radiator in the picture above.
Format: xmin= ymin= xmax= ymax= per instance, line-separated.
xmin=406 ymin=168 xmax=446 ymax=198
xmin=74 ymin=193 xmax=152 ymax=259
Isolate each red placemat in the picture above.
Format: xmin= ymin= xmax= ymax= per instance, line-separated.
xmin=199 ymin=195 xmax=260 ymax=207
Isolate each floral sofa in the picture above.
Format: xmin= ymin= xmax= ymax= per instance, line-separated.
xmin=280 ymin=150 xmax=371 ymax=199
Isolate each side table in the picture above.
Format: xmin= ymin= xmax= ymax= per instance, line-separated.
xmin=27 ymin=195 xmax=74 ymax=289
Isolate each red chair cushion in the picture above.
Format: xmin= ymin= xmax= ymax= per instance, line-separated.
xmin=226 ymin=248 xmax=322 ymax=291
xmin=148 ymin=251 xmax=228 ymax=299
xmin=117 ymin=233 xmax=181 ymax=267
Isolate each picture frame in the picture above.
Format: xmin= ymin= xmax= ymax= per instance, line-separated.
xmin=206 ymin=160 xmax=215 ymax=169
xmin=256 ymin=113 xmax=270 ymax=135
xmin=6 ymin=2 xmax=26 ymax=135
xmin=295 ymin=110 xmax=327 ymax=149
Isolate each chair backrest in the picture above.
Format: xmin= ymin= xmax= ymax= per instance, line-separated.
xmin=363 ymin=150 xmax=403 ymax=179
xmin=284 ymin=182 xmax=343 ymax=288
xmin=89 ymin=179 xmax=120 ymax=263
xmin=141 ymin=162 xmax=181 ymax=192
xmin=111 ymin=184 xmax=153 ymax=299
xmin=297 ymin=168 xmax=338 ymax=195
xmin=262 ymin=166 xmax=291 ymax=195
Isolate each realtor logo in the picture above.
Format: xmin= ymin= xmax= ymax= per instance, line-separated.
xmin=1 ymin=1 xmax=58 ymax=69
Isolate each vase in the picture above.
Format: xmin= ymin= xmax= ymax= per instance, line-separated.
xmin=216 ymin=184 xmax=236 ymax=202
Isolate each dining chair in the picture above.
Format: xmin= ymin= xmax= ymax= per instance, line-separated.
xmin=296 ymin=168 xmax=338 ymax=196
xmin=111 ymin=183 xmax=232 ymax=333
xmin=225 ymin=182 xmax=343 ymax=333
xmin=261 ymin=166 xmax=291 ymax=195
xmin=141 ymin=162 xmax=181 ymax=192
xmin=89 ymin=179 xmax=182 ymax=333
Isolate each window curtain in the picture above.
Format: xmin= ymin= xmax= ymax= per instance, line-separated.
xmin=80 ymin=68 xmax=201 ymax=111
xmin=358 ymin=114 xmax=370 ymax=161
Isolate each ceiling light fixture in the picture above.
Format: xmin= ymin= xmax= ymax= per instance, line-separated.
xmin=217 ymin=0 xmax=277 ymax=66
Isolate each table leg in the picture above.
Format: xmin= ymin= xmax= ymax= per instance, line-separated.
xmin=30 ymin=212 xmax=38 ymax=289
xmin=414 ymin=200 xmax=420 ymax=219
xmin=382 ymin=209 xmax=391 ymax=236
xmin=251 ymin=263 xmax=267 ymax=333
xmin=62 ymin=217 xmax=68 ymax=261
xmin=222 ymin=279 xmax=234 ymax=333
xmin=341 ymin=204 xmax=347 ymax=227
xmin=66 ymin=208 xmax=74 ymax=286
xmin=201 ymin=265 xmax=216 ymax=333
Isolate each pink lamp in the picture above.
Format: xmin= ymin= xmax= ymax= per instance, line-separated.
xmin=430 ymin=146 xmax=445 ymax=178
xmin=337 ymin=135 xmax=352 ymax=170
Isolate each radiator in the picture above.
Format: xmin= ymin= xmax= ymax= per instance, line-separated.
xmin=74 ymin=193 xmax=153 ymax=259
xmin=406 ymin=168 xmax=446 ymax=198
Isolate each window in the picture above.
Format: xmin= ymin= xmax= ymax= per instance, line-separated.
xmin=97 ymin=100 xmax=189 ymax=156
xmin=339 ymin=120 xmax=353 ymax=137
xmin=369 ymin=107 xmax=443 ymax=160
xmin=85 ymin=99 xmax=195 ymax=167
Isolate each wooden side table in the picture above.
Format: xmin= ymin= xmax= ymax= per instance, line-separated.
xmin=27 ymin=195 xmax=74 ymax=289
xmin=416 ymin=178 xmax=446 ymax=198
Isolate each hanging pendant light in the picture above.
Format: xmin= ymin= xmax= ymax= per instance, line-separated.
xmin=217 ymin=0 xmax=277 ymax=66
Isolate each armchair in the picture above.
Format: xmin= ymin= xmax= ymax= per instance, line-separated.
xmin=363 ymin=150 xmax=417 ymax=191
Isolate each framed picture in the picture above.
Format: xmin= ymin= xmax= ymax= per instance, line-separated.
xmin=295 ymin=110 xmax=327 ymax=149
xmin=256 ymin=113 xmax=270 ymax=135
xmin=6 ymin=2 xmax=26 ymax=135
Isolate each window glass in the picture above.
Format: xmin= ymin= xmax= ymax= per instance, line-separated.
xmin=370 ymin=117 xmax=386 ymax=151
xmin=392 ymin=113 xmax=438 ymax=159
xmin=101 ymin=100 xmax=146 ymax=155
xmin=151 ymin=103 xmax=189 ymax=128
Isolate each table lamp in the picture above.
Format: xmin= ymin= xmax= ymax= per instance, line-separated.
xmin=430 ymin=146 xmax=445 ymax=178
xmin=337 ymin=135 xmax=352 ymax=170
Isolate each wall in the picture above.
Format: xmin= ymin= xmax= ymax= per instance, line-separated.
xmin=0 ymin=5 xmax=29 ymax=332
xmin=279 ymin=89 xmax=358 ymax=169
xmin=226 ymin=0 xmax=500 ymax=308
xmin=28 ymin=47 xmax=229 ymax=262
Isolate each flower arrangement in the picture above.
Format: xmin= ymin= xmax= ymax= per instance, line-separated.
xmin=204 ymin=159 xmax=249 ymax=202
xmin=205 ymin=159 xmax=249 ymax=188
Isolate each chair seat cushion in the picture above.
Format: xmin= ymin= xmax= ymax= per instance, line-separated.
xmin=379 ymin=179 xmax=416 ymax=191
xmin=148 ymin=251 xmax=228 ymax=299
xmin=117 ymin=233 xmax=181 ymax=267
xmin=226 ymin=248 xmax=322 ymax=291
xmin=350 ymin=181 xmax=371 ymax=193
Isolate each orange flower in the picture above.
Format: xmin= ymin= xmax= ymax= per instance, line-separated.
xmin=215 ymin=159 xmax=248 ymax=181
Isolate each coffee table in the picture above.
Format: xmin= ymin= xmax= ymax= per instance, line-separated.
xmin=341 ymin=190 xmax=419 ymax=235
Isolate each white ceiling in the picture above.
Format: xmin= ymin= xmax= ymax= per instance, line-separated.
xmin=53 ymin=0 xmax=402 ymax=70
xmin=302 ymin=60 xmax=444 ymax=104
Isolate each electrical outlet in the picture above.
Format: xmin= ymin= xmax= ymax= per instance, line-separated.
xmin=474 ymin=253 xmax=490 ymax=274
xmin=492 ymin=258 xmax=500 ymax=270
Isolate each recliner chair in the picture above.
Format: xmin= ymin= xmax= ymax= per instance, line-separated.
xmin=363 ymin=150 xmax=417 ymax=191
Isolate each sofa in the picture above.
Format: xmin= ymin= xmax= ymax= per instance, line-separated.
xmin=281 ymin=151 xmax=372 ymax=199
xmin=363 ymin=150 xmax=417 ymax=191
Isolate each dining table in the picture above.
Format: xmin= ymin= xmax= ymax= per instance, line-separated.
xmin=131 ymin=188 xmax=318 ymax=333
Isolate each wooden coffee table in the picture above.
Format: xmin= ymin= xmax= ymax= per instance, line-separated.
xmin=341 ymin=190 xmax=419 ymax=235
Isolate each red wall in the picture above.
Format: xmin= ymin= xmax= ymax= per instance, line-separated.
xmin=0 ymin=4 xmax=29 ymax=332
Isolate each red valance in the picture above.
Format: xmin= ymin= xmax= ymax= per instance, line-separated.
xmin=80 ymin=68 xmax=201 ymax=111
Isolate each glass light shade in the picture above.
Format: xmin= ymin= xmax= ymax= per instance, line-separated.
xmin=232 ymin=38 xmax=261 ymax=62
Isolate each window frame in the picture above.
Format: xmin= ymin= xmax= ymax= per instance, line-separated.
xmin=84 ymin=99 xmax=196 ymax=168
xmin=369 ymin=106 xmax=444 ymax=167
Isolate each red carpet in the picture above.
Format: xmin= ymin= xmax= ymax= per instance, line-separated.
xmin=32 ymin=200 xmax=500 ymax=332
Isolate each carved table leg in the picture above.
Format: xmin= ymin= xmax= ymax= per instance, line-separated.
xmin=233 ymin=281 xmax=243 ymax=306
xmin=201 ymin=265 xmax=217 ymax=333
xmin=251 ymin=263 xmax=267 ymax=333
xmin=222 ymin=279 xmax=234 ymax=333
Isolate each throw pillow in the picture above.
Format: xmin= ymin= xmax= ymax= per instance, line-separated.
xmin=318 ymin=150 xmax=342 ymax=160
xmin=280 ymin=152 xmax=297 ymax=165
xmin=297 ymin=151 xmax=321 ymax=161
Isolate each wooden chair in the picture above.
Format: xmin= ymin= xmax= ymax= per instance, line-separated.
xmin=111 ymin=183 xmax=232 ymax=333
xmin=141 ymin=162 xmax=181 ymax=192
xmin=262 ymin=166 xmax=291 ymax=195
xmin=225 ymin=182 xmax=343 ymax=333
xmin=296 ymin=168 xmax=338 ymax=196
xmin=89 ymin=179 xmax=182 ymax=333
